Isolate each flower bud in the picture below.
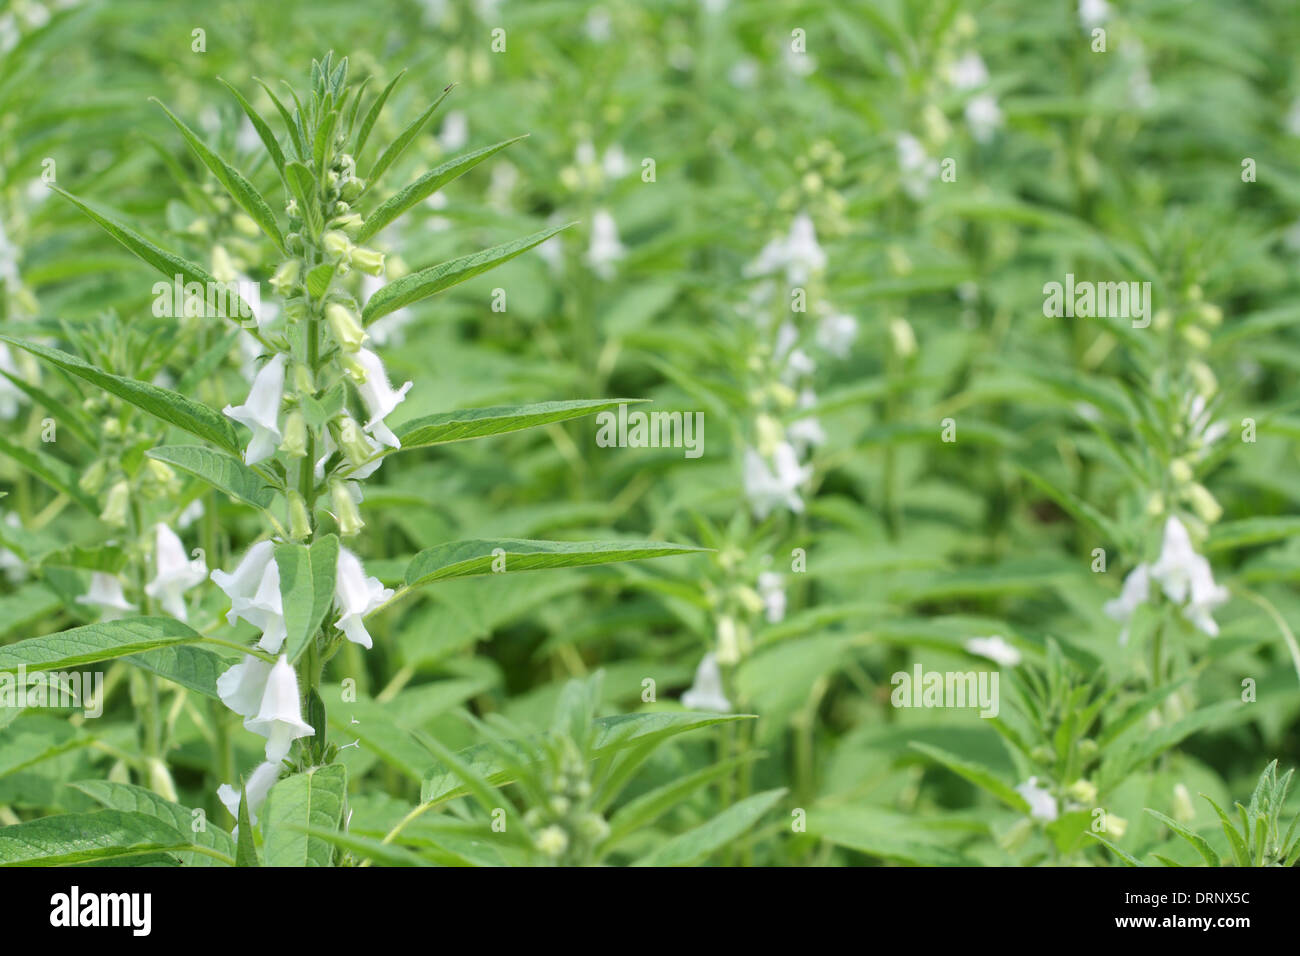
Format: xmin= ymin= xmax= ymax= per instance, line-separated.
xmin=350 ymin=247 xmax=386 ymax=276
xmin=211 ymin=245 xmax=238 ymax=283
xmin=233 ymin=213 xmax=260 ymax=238
xmin=1106 ymin=814 xmax=1128 ymax=839
xmin=326 ymin=302 xmax=368 ymax=352
xmin=330 ymin=480 xmax=364 ymax=536
xmin=285 ymin=199 xmax=299 ymax=217
xmin=287 ymin=490 xmax=312 ymax=540
xmin=146 ymin=757 xmax=179 ymax=802
xmin=280 ymin=409 xmax=308 ymax=458
xmin=1169 ymin=458 xmax=1193 ymax=485
xmin=79 ymin=459 xmax=108 ymax=496
xmin=325 ymin=169 xmax=341 ymax=191
xmin=269 ymin=259 xmax=301 ymax=296
xmin=716 ymin=615 xmax=740 ymax=665
xmin=337 ymin=415 xmax=374 ymax=467
xmin=101 ymin=479 xmax=130 ymax=527
xmin=293 ymin=364 xmax=315 ymax=396
xmin=535 ymin=825 xmax=568 ymax=858
xmin=340 ymin=177 xmax=365 ymax=201
xmin=1185 ymin=482 xmax=1222 ymax=524
xmin=1066 ymin=779 xmax=1097 ymax=805
xmin=340 ymin=352 xmax=367 ymax=384
xmin=145 ymin=458 xmax=179 ymax=493
xmin=889 ymin=317 xmax=918 ymax=358
xmin=329 ymin=211 xmax=364 ymax=236
xmin=323 ymin=230 xmax=353 ymax=258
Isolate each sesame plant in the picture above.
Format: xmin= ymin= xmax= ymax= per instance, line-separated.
xmin=2 ymin=0 xmax=1300 ymax=871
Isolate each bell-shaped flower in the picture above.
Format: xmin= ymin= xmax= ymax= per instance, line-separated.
xmin=1150 ymin=516 xmax=1209 ymax=605
xmin=757 ymin=571 xmax=787 ymax=624
xmin=745 ymin=213 xmax=826 ymax=285
xmin=349 ymin=348 xmax=411 ymax=450
xmin=333 ymin=547 xmax=393 ymax=650
xmin=217 ymin=759 xmax=281 ymax=826
xmin=1182 ymin=556 xmax=1230 ymax=637
xmin=144 ymin=523 xmax=206 ymax=621
xmin=584 ymin=209 xmax=625 ymax=280
xmin=211 ymin=540 xmax=287 ymax=653
xmin=964 ymin=93 xmax=1002 ymax=144
xmin=946 ymin=52 xmax=989 ymax=91
xmin=743 ymin=441 xmax=812 ymax=519
xmin=965 ymin=635 xmax=1021 ymax=668
xmin=681 ymin=653 xmax=732 ymax=713
xmin=244 ymin=655 xmax=314 ymax=762
xmin=216 ymin=654 xmax=273 ymax=717
xmin=1016 ymin=777 xmax=1058 ymax=822
xmin=1104 ymin=563 xmax=1151 ymax=645
xmin=76 ymin=572 xmax=137 ymax=620
xmin=816 ymin=310 xmax=858 ymax=358
xmin=222 ymin=353 xmax=286 ymax=465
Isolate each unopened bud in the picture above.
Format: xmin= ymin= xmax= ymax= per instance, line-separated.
xmin=280 ymin=409 xmax=308 ymax=458
xmin=211 ymin=245 xmax=238 ymax=283
xmin=337 ymin=415 xmax=374 ymax=467
xmin=101 ymin=479 xmax=130 ymax=527
xmin=323 ymin=230 xmax=353 ymax=258
xmin=330 ymin=480 xmax=364 ymax=536
xmin=350 ymin=247 xmax=386 ymax=276
xmin=326 ymin=302 xmax=368 ymax=352
xmin=79 ymin=459 xmax=108 ymax=495
xmin=1185 ymin=482 xmax=1222 ymax=524
xmin=270 ymin=259 xmax=301 ymax=296
xmin=889 ymin=317 xmax=917 ymax=358
xmin=287 ymin=490 xmax=312 ymax=540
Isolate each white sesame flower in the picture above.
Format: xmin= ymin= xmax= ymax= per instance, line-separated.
xmin=602 ymin=144 xmax=629 ymax=179
xmin=1149 ymin=517 xmax=1230 ymax=638
xmin=144 ymin=523 xmax=206 ymax=621
xmin=222 ymin=353 xmax=286 ymax=465
xmin=757 ymin=571 xmax=786 ymax=623
xmin=351 ymin=348 xmax=412 ymax=449
xmin=788 ymin=388 xmax=826 ymax=451
xmin=816 ymin=310 xmax=858 ymax=357
xmin=1078 ymin=0 xmax=1110 ymax=29
xmin=177 ymin=499 xmax=205 ymax=530
xmin=217 ymin=759 xmax=280 ymax=825
xmin=745 ymin=213 xmax=826 ymax=285
xmin=0 ymin=512 xmax=26 ymax=583
xmin=585 ymin=209 xmax=625 ymax=279
xmin=216 ymin=654 xmax=274 ymax=718
xmin=681 ymin=653 xmax=732 ymax=712
xmin=76 ymin=572 xmax=137 ymax=620
xmin=964 ymin=93 xmax=1003 ymax=143
xmin=333 ymin=547 xmax=393 ymax=650
xmin=1016 ymin=777 xmax=1058 ymax=821
xmin=439 ymin=111 xmax=468 ymax=151
xmin=1104 ymin=563 xmax=1150 ymax=645
xmin=947 ymin=52 xmax=989 ymax=91
xmin=211 ymin=540 xmax=287 ymax=653
xmin=896 ymin=134 xmax=939 ymax=200
xmin=743 ymin=441 xmax=812 ymax=519
xmin=0 ymin=343 xmax=27 ymax=421
xmin=965 ymin=635 xmax=1021 ymax=667
xmin=244 ymin=654 xmax=314 ymax=762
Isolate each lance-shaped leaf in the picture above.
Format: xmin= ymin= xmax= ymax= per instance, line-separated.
xmin=908 ymin=742 xmax=1032 ymax=814
xmin=49 ymin=187 xmax=256 ymax=319
xmin=275 ymin=534 xmax=340 ymax=664
xmin=71 ymin=781 xmax=236 ymax=867
xmin=362 ymin=223 xmax=574 ymax=324
xmin=284 ymin=160 xmax=323 ymax=237
xmin=152 ymin=98 xmax=286 ymax=253
xmin=631 ymin=788 xmax=787 ymax=867
xmin=260 ymin=764 xmax=347 ymax=867
xmin=0 ymin=810 xmax=197 ymax=866
xmin=0 ymin=617 xmax=202 ymax=674
xmin=394 ymin=398 xmax=640 ymax=449
xmin=0 ymin=434 xmax=96 ymax=511
xmin=405 ymin=538 xmax=708 ymax=588
xmin=354 ymin=69 xmax=406 ymax=160
xmin=0 ymin=336 xmax=242 ymax=454
xmin=357 ymin=135 xmax=526 ymax=242
xmin=365 ymin=84 xmax=453 ymax=186
xmin=217 ymin=77 xmax=287 ymax=173
xmin=146 ymin=445 xmax=276 ymax=509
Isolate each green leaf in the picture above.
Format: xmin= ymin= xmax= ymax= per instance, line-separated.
xmin=365 ymin=85 xmax=453 ymax=186
xmin=49 ymin=187 xmax=256 ymax=319
xmin=146 ymin=445 xmax=275 ymax=508
xmin=394 ymin=398 xmax=640 ymax=449
xmin=284 ymin=161 xmax=323 ymax=237
xmin=812 ymin=806 xmax=985 ymax=866
xmin=404 ymin=537 xmax=707 ymax=588
xmin=354 ymin=69 xmax=406 ymax=161
xmin=603 ymin=752 xmax=757 ymax=850
xmin=152 ymin=98 xmax=285 ymax=253
xmin=217 ymin=77 xmax=287 ymax=173
xmin=1206 ymin=517 xmax=1300 ymax=552
xmin=0 ymin=433 xmax=96 ymax=511
xmin=70 ymin=781 xmax=235 ymax=867
xmin=362 ymin=223 xmax=574 ymax=324
xmin=1144 ymin=809 xmax=1221 ymax=866
xmin=236 ymin=785 xmax=260 ymax=867
xmin=0 ymin=617 xmax=202 ymax=674
xmin=125 ymin=644 xmax=228 ymax=698
xmin=357 ymin=136 xmax=526 ymax=242
xmin=0 ymin=336 xmax=241 ymax=454
xmin=275 ymin=535 xmax=339 ymax=664
xmin=261 ymin=764 xmax=348 ymax=867
xmin=631 ymin=788 xmax=786 ymax=866
xmin=909 ymin=742 xmax=1032 ymax=814
xmin=0 ymin=811 xmax=192 ymax=865
xmin=1088 ymin=832 xmax=1144 ymax=866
